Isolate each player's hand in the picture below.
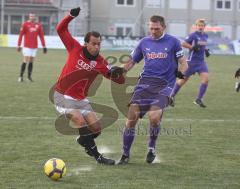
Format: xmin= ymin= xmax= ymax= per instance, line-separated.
xmin=70 ymin=7 xmax=81 ymax=17
xmin=235 ymin=68 xmax=240 ymax=78
xmin=176 ymin=71 xmax=185 ymax=79
xmin=192 ymin=44 xmax=201 ymax=52
xmin=107 ymin=66 xmax=126 ymax=78
xmin=43 ymin=47 xmax=47 ymax=54
xmin=205 ymin=49 xmax=210 ymax=57
xmin=17 ymin=47 xmax=21 ymax=52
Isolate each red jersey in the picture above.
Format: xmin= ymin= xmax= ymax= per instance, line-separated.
xmin=17 ymin=21 xmax=46 ymax=48
xmin=55 ymin=15 xmax=125 ymax=100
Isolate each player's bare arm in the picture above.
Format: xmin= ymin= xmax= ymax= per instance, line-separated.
xmin=178 ymin=56 xmax=188 ymax=74
xmin=107 ymin=58 xmax=134 ymax=78
xmin=123 ymin=58 xmax=135 ymax=72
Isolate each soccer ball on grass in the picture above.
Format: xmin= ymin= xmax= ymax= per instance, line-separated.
xmin=44 ymin=158 xmax=66 ymax=181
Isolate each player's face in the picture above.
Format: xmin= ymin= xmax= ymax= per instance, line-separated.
xmin=86 ymin=36 xmax=101 ymax=56
xmin=29 ymin=14 xmax=36 ymax=22
xmin=196 ymin=23 xmax=205 ymax=32
xmin=149 ymin=21 xmax=165 ymax=39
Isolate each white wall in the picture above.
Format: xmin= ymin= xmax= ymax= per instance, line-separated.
xmin=168 ymin=23 xmax=187 ymax=37
xmin=237 ymin=25 xmax=240 ymax=39
xmin=192 ymin=0 xmax=210 ymax=10
xmin=169 ymin=0 xmax=187 ymax=9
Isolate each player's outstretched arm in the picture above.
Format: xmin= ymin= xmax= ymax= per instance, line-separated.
xmin=182 ymin=41 xmax=200 ymax=52
xmin=56 ymin=7 xmax=81 ymax=52
xmin=107 ymin=57 xmax=135 ymax=79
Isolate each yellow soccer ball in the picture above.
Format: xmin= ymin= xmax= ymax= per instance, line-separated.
xmin=44 ymin=158 xmax=66 ymax=181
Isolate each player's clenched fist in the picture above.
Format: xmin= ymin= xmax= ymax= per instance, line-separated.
xmin=107 ymin=66 xmax=126 ymax=78
xmin=70 ymin=7 xmax=81 ymax=17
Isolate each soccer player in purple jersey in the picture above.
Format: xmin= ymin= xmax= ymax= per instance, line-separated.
xmin=171 ymin=19 xmax=210 ymax=108
xmin=116 ymin=15 xmax=188 ymax=164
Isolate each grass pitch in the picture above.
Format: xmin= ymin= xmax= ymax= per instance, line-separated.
xmin=0 ymin=47 xmax=240 ymax=189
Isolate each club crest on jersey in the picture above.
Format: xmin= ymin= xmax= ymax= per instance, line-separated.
xmin=146 ymin=52 xmax=168 ymax=59
xmin=76 ymin=59 xmax=96 ymax=71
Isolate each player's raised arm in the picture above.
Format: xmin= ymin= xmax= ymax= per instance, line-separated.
xmin=56 ymin=7 xmax=81 ymax=52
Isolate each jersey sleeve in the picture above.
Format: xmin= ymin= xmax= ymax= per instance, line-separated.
xmin=56 ymin=14 xmax=80 ymax=52
xmin=96 ymin=57 xmax=125 ymax=84
xmin=184 ymin=33 xmax=195 ymax=44
xmin=38 ymin=24 xmax=46 ymax=47
xmin=17 ymin=23 xmax=25 ymax=47
xmin=130 ymin=40 xmax=143 ymax=63
xmin=174 ymin=39 xmax=184 ymax=59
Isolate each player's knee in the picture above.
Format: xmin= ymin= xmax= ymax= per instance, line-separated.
xmin=149 ymin=115 xmax=161 ymax=126
xmin=202 ymin=78 xmax=209 ymax=84
xmin=149 ymin=119 xmax=160 ymax=126
xmin=149 ymin=111 xmax=161 ymax=127
xmin=126 ymin=119 xmax=137 ymax=128
xmin=127 ymin=111 xmax=140 ymax=126
xmin=71 ymin=116 xmax=86 ymax=127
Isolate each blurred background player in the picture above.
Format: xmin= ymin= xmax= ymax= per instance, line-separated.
xmin=117 ymin=15 xmax=188 ymax=164
xmin=17 ymin=13 xmax=47 ymax=82
xmin=235 ymin=68 xmax=240 ymax=92
xmin=171 ymin=19 xmax=210 ymax=108
xmin=54 ymin=7 xmax=125 ymax=165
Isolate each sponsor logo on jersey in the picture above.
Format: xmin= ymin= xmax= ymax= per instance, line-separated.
xmin=146 ymin=52 xmax=168 ymax=59
xmin=198 ymin=40 xmax=207 ymax=45
xmin=76 ymin=59 xmax=97 ymax=71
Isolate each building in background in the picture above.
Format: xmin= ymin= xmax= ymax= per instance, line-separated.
xmin=90 ymin=0 xmax=240 ymax=40
xmin=0 ymin=0 xmax=58 ymax=35
xmin=0 ymin=0 xmax=88 ymax=35
xmin=0 ymin=0 xmax=240 ymax=40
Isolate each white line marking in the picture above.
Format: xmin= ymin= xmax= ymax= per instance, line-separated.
xmin=98 ymin=146 xmax=113 ymax=154
xmin=67 ymin=166 xmax=92 ymax=176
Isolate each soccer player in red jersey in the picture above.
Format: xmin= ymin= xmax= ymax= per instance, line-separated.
xmin=17 ymin=13 xmax=47 ymax=82
xmin=54 ymin=7 xmax=125 ymax=165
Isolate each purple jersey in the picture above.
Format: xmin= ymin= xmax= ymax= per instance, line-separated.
xmin=185 ymin=31 xmax=208 ymax=64
xmin=131 ymin=34 xmax=184 ymax=96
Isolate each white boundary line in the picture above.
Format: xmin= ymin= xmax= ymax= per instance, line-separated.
xmin=0 ymin=116 xmax=240 ymax=122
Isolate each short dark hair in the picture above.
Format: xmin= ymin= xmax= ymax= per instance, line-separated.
xmin=84 ymin=31 xmax=101 ymax=43
xmin=150 ymin=15 xmax=166 ymax=27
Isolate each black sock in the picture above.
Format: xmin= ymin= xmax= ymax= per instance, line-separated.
xmin=77 ymin=135 xmax=101 ymax=160
xmin=28 ymin=62 xmax=33 ymax=78
xmin=20 ymin=62 xmax=26 ymax=77
xmin=78 ymin=127 xmax=101 ymax=138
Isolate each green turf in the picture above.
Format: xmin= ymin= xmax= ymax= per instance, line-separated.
xmin=0 ymin=47 xmax=240 ymax=189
